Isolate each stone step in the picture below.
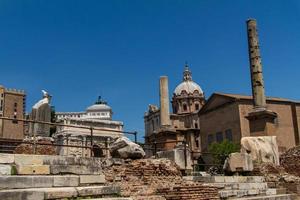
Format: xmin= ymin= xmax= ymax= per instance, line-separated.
xmin=229 ymin=194 xmax=296 ymax=200
xmin=219 ymin=188 xmax=279 ymax=198
xmin=83 ymin=198 xmax=133 ymax=200
xmin=210 ymin=182 xmax=268 ymax=190
xmin=0 ymin=185 xmax=120 ymax=200
xmin=0 ymin=174 xmax=106 ymax=189
xmin=184 ymin=176 xmax=265 ymax=183
xmin=219 ymin=189 xmax=263 ymax=198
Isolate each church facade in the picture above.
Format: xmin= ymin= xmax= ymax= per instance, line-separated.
xmin=144 ymin=65 xmax=204 ymax=160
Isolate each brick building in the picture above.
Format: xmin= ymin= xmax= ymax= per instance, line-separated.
xmin=199 ymin=93 xmax=300 ymax=153
xmin=0 ymin=85 xmax=26 ymax=139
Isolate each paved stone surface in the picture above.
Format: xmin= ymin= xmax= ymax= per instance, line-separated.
xmin=0 ymin=164 xmax=12 ymax=175
xmin=17 ymin=164 xmax=50 ymax=175
xmin=80 ymin=175 xmax=106 ymax=184
xmin=53 ymin=175 xmax=79 ymax=187
xmin=0 ymin=154 xmax=14 ymax=164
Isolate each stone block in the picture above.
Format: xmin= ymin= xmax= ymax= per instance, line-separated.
xmin=223 ymin=152 xmax=253 ymax=173
xmin=266 ymin=188 xmax=277 ymax=195
xmin=241 ymin=136 xmax=280 ymax=165
xmin=76 ymin=185 xmax=120 ymax=197
xmin=247 ymin=176 xmax=265 ymax=183
xmin=224 ymin=176 xmax=235 ymax=183
xmin=0 ymin=154 xmax=14 ymax=164
xmin=247 ymin=189 xmax=260 ymax=195
xmin=15 ymin=154 xmax=43 ymax=165
xmin=79 ymin=175 xmax=106 ymax=184
xmin=0 ymin=164 xmax=12 ymax=175
xmin=17 ymin=165 xmax=50 ymax=175
xmin=213 ymin=176 xmax=225 ymax=182
xmin=238 ymin=183 xmax=268 ymax=190
xmin=156 ymin=146 xmax=193 ymax=170
xmin=40 ymin=187 xmax=77 ymax=199
xmin=50 ymin=165 xmax=102 ymax=175
xmin=0 ymin=176 xmax=53 ymax=189
xmin=53 ymin=175 xmax=79 ymax=187
xmin=91 ymin=198 xmax=133 ymax=200
xmin=0 ymin=189 xmax=44 ymax=200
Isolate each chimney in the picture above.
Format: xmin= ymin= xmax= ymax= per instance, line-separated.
xmin=159 ymin=76 xmax=171 ymax=126
xmin=247 ymin=19 xmax=267 ymax=110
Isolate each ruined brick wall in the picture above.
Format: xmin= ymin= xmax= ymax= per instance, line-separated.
xmin=157 ymin=184 xmax=220 ymax=200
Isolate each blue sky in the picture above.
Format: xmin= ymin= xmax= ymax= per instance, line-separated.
xmin=1 ymin=1 xmax=300 ymax=141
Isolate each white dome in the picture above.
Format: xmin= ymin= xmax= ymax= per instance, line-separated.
xmin=86 ymin=104 xmax=111 ymax=112
xmin=174 ymin=80 xmax=203 ymax=96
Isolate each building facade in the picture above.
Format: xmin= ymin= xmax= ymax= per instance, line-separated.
xmin=144 ymin=65 xmax=204 ymax=159
xmin=199 ymin=93 xmax=300 ymax=153
xmin=55 ymin=97 xmax=123 ymax=157
xmin=0 ymin=85 xmax=26 ymax=140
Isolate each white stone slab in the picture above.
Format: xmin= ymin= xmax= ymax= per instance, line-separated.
xmin=0 ymin=154 xmax=14 ymax=164
xmin=0 ymin=165 xmax=12 ymax=175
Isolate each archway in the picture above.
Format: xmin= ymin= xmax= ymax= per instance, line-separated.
xmin=92 ymin=144 xmax=103 ymax=157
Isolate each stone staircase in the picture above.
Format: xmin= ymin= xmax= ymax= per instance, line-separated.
xmin=0 ymin=153 xmax=129 ymax=200
xmin=184 ymin=176 xmax=299 ymax=200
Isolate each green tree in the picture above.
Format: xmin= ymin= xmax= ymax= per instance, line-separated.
xmin=208 ymin=140 xmax=240 ymax=165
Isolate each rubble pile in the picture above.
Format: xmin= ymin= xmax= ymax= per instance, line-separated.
xmin=14 ymin=137 xmax=56 ymax=155
xmin=280 ymin=146 xmax=300 ymax=177
xmin=104 ymin=158 xmax=219 ymax=200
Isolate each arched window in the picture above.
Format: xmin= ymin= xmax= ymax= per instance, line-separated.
xmin=195 ymin=104 xmax=200 ymax=110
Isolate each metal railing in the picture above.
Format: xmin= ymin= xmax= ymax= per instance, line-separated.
xmin=0 ymin=116 xmax=138 ymax=157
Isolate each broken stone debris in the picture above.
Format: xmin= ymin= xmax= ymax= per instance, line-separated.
xmin=110 ymin=136 xmax=145 ymax=159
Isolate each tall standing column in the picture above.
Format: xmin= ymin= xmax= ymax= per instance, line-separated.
xmin=159 ymin=76 xmax=171 ymax=126
xmin=247 ymin=19 xmax=266 ymax=110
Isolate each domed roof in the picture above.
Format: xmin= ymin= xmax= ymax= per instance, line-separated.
xmin=173 ymin=64 xmax=203 ymax=96
xmin=174 ymin=80 xmax=203 ymax=95
xmin=86 ymin=103 xmax=111 ymax=111
xmin=86 ymin=96 xmax=112 ymax=112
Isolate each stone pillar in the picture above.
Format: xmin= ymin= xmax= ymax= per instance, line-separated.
xmin=159 ymin=76 xmax=171 ymax=127
xmin=247 ymin=19 xmax=266 ymax=110
xmin=245 ymin=19 xmax=277 ymax=137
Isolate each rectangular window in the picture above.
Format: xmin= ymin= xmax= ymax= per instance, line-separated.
xmin=216 ymin=132 xmax=223 ymax=143
xmin=225 ymin=129 xmax=233 ymax=141
xmin=208 ymin=134 xmax=214 ymax=145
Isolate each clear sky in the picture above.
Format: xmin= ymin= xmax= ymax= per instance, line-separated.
xmin=1 ymin=1 xmax=300 ymax=142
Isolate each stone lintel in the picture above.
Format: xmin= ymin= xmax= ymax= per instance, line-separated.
xmin=246 ymin=109 xmax=277 ymax=121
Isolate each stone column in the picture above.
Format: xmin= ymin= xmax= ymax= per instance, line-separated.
xmin=247 ymin=19 xmax=266 ymax=110
xmin=245 ymin=19 xmax=277 ymax=138
xmin=159 ymin=76 xmax=171 ymax=126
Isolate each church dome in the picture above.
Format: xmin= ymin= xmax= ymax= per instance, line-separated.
xmin=173 ymin=64 xmax=203 ymax=96
xmin=86 ymin=96 xmax=112 ymax=112
xmin=174 ymin=80 xmax=203 ymax=95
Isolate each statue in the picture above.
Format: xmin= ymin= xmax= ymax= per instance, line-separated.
xmin=29 ymin=90 xmax=52 ymax=137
